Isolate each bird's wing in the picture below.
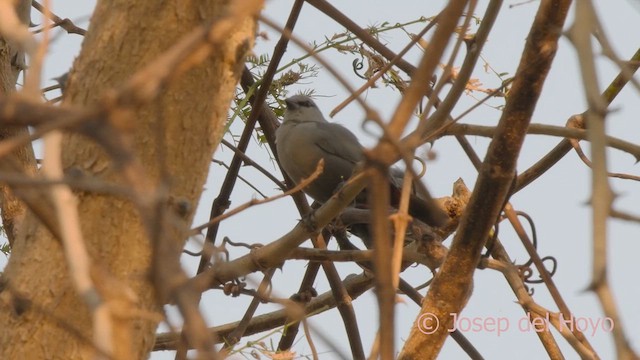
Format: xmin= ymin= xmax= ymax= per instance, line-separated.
xmin=313 ymin=122 xmax=363 ymax=165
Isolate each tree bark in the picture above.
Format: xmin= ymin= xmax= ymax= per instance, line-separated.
xmin=0 ymin=0 xmax=36 ymax=246
xmin=0 ymin=1 xmax=255 ymax=359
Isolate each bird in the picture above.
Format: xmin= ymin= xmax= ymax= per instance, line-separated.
xmin=275 ymin=94 xmax=448 ymax=229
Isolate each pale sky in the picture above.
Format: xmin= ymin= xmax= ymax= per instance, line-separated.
xmin=8 ymin=1 xmax=640 ymax=359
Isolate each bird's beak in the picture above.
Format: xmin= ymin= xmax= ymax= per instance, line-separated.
xmin=284 ymin=98 xmax=297 ymax=110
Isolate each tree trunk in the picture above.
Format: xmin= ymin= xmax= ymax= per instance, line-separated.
xmin=0 ymin=1 xmax=255 ymax=358
xmin=0 ymin=0 xmax=37 ymax=246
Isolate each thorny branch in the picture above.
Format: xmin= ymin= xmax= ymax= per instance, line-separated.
xmin=0 ymin=1 xmax=638 ymax=359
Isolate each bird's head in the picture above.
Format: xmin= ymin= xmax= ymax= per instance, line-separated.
xmin=283 ymin=95 xmax=326 ymax=123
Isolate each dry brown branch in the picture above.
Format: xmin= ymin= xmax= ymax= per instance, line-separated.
xmin=516 ymin=46 xmax=640 ymax=192
xmin=32 ymin=1 xmax=87 ymax=35
xmin=399 ymin=1 xmax=572 ymax=358
xmin=191 ymin=159 xmax=324 ymax=234
xmin=1 ymin=1 xmax=638 ymax=359
xmin=363 ymin=3 xmax=471 ymax=357
xmin=445 ymin=121 xmax=640 ymax=160
xmin=191 ymin=171 xmax=370 ymax=291
xmin=154 ymin=272 xmax=375 ymax=351
xmin=390 ymin=170 xmax=414 ymax=289
xmin=567 ymin=129 xmax=640 ymax=181
xmin=567 ymin=2 xmax=638 ymax=359
xmin=329 ymin=20 xmax=437 ymax=118
xmin=502 ymin=203 xmax=597 ymax=354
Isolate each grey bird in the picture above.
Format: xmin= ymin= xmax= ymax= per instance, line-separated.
xmin=275 ymin=95 xmax=448 ymax=228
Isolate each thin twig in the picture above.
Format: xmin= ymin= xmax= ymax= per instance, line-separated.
xmin=567 ymin=2 xmax=636 ymax=359
xmin=399 ymin=1 xmax=572 ymax=358
xmin=516 ymin=46 xmax=640 ymax=192
xmin=211 ymin=159 xmax=269 ymax=198
xmin=32 ymin=1 xmax=87 ymax=35
xmin=191 ymin=159 xmax=323 ymax=234
xmin=220 ymin=139 xmax=286 ymax=189
xmin=194 ymin=0 xmax=308 ymax=282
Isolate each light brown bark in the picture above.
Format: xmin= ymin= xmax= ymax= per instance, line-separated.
xmin=0 ymin=1 xmax=255 ymax=359
xmin=0 ymin=0 xmax=37 ymax=246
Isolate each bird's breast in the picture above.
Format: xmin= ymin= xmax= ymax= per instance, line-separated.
xmin=276 ymin=122 xmax=353 ymax=202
